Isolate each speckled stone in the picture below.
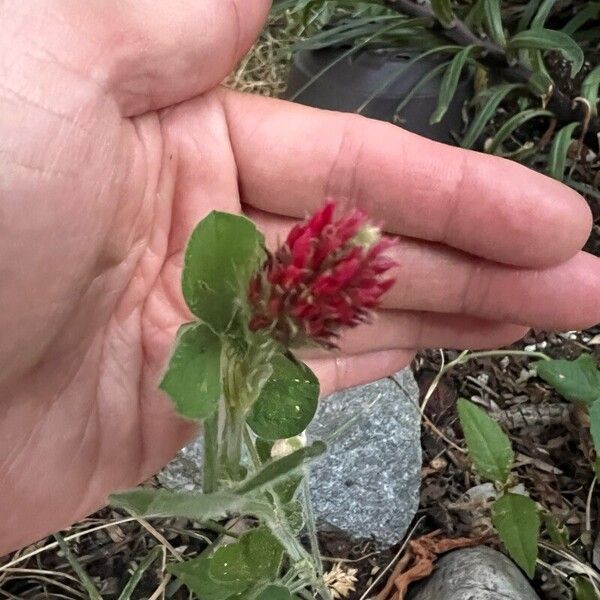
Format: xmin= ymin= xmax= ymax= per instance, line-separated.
xmin=408 ymin=547 xmax=541 ymax=600
xmin=158 ymin=368 xmax=422 ymax=547
xmin=306 ymin=368 xmax=421 ymax=546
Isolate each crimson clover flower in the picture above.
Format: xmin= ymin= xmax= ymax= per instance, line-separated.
xmin=248 ymin=201 xmax=396 ymax=348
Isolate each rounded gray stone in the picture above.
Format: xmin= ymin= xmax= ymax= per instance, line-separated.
xmin=158 ymin=368 xmax=422 ymax=548
xmin=407 ymin=546 xmax=540 ymax=600
xmin=306 ymin=369 xmax=421 ymax=547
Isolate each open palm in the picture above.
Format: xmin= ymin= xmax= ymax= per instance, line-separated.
xmin=1 ymin=0 xmax=599 ymax=556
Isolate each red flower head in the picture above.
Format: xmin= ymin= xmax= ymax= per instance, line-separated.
xmin=248 ymin=201 xmax=397 ymax=348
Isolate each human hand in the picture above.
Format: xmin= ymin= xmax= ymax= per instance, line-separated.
xmin=1 ymin=0 xmax=599 ymax=556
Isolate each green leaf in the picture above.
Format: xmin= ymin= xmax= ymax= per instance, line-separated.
xmin=528 ymin=69 xmax=554 ymax=98
xmin=462 ymin=84 xmax=522 ymax=148
xmin=482 ymin=0 xmax=506 ymax=46
xmin=274 ymin=474 xmax=303 ymax=505
xmin=541 ymin=511 xmax=569 ymax=547
xmin=528 ymin=49 xmax=554 ymax=98
xmin=291 ymin=15 xmax=413 ymax=51
xmin=234 ymin=441 xmax=327 ymax=495
xmin=53 ymin=534 xmax=102 ymax=600
xmin=431 ymin=0 xmax=454 ymax=27
xmin=458 ymin=398 xmax=514 ymax=484
xmin=530 ymin=0 xmax=556 ymax=29
xmin=256 ymin=585 xmax=294 ymax=600
xmin=282 ymin=499 xmax=304 ymax=534
xmin=110 ymin=488 xmax=274 ymax=522
xmin=118 ymin=547 xmax=163 ymax=600
xmin=507 ymin=29 xmax=584 ymax=76
xmin=356 ymin=45 xmax=461 ymax=114
xmin=590 ymin=401 xmax=600 ymax=464
xmin=159 ymin=323 xmax=221 ymax=421
xmin=209 ymin=527 xmax=283 ymax=586
xmin=517 ymin=0 xmax=542 ymax=31
xmin=562 ymin=3 xmax=600 ymax=35
xmin=397 ymin=61 xmax=452 ymax=116
xmin=575 ymin=576 xmax=600 ymax=600
xmin=168 ymin=555 xmax=249 ymax=600
xmin=465 ymin=0 xmax=485 ymax=30
xmin=582 ymin=65 xmax=600 ymax=116
xmin=182 ymin=211 xmax=264 ymax=332
xmin=547 ymin=122 xmax=579 ymax=180
xmin=487 ymin=109 xmax=553 ymax=154
xmin=431 ymin=45 xmax=477 ymax=124
xmin=247 ymin=354 xmax=319 ymax=440
xmin=255 ymin=438 xmax=275 ymax=463
xmin=535 ymin=355 xmax=600 ymax=406
xmin=492 ymin=493 xmax=540 ymax=578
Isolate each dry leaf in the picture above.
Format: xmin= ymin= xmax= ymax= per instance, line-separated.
xmin=375 ymin=531 xmax=484 ymax=600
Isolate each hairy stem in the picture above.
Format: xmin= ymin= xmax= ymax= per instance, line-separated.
xmin=301 ymin=476 xmax=324 ymax=577
xmin=203 ymin=410 xmax=219 ymax=493
xmin=223 ymin=407 xmax=246 ymax=479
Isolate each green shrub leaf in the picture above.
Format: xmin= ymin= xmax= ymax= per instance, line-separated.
xmin=482 ymin=0 xmax=506 ymax=46
xmin=256 ymin=586 xmax=295 ymax=600
xmin=492 ymin=493 xmax=540 ymax=578
xmin=517 ymin=0 xmax=542 ymax=31
xmin=431 ymin=0 xmax=454 ymax=27
xmin=530 ymin=0 xmax=557 ymax=29
xmin=582 ymin=65 xmax=600 ymax=116
xmin=462 ymin=84 xmax=522 ymax=148
xmin=234 ymin=441 xmax=327 ymax=495
xmin=110 ymin=488 xmax=274 ymax=522
xmin=541 ymin=511 xmax=569 ymax=547
xmin=247 ymin=354 xmax=319 ymax=440
xmin=535 ymin=355 xmax=600 ymax=406
xmin=209 ymin=527 xmax=283 ymax=585
xmin=182 ymin=211 xmax=264 ymax=332
xmin=487 ymin=108 xmax=553 ymax=154
xmin=507 ymin=29 xmax=584 ymax=76
xmin=547 ymin=122 xmax=579 ymax=180
xmin=168 ymin=556 xmax=248 ymax=600
xmin=589 ymin=401 xmax=600 ymax=466
xmin=562 ymin=2 xmax=600 ymax=35
xmin=458 ymin=398 xmax=514 ymax=484
xmin=118 ymin=547 xmax=163 ymax=600
xmin=159 ymin=323 xmax=221 ymax=421
xmin=574 ymin=576 xmax=599 ymax=600
xmin=431 ymin=45 xmax=477 ymax=124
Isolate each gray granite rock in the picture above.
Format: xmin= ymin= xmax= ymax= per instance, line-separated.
xmin=306 ymin=368 xmax=421 ymax=546
xmin=158 ymin=368 xmax=422 ymax=547
xmin=408 ymin=547 xmax=540 ymax=600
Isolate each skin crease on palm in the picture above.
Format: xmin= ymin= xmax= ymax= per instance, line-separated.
xmin=1 ymin=0 xmax=600 ymax=557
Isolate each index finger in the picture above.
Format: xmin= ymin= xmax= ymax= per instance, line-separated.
xmin=223 ymin=90 xmax=592 ymax=268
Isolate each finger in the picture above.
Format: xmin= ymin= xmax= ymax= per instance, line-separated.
xmin=384 ymin=245 xmax=600 ymax=330
xmin=305 ymin=349 xmax=415 ymax=397
xmin=45 ymin=0 xmax=271 ymax=116
xmin=245 ymin=207 xmax=600 ymax=330
xmin=225 ymin=90 xmax=592 ymax=268
xmin=298 ymin=312 xmax=529 ymax=357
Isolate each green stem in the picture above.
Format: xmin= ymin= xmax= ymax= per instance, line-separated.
xmin=53 ymin=533 xmax=102 ymax=600
xmin=223 ymin=407 xmax=246 ymax=479
xmin=243 ymin=425 xmax=262 ymax=470
xmin=422 ymin=348 xmax=550 ymax=415
xmin=301 ymin=476 xmax=324 ymax=577
xmin=440 ymin=348 xmax=550 ymax=377
xmin=203 ymin=410 xmax=219 ymax=493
